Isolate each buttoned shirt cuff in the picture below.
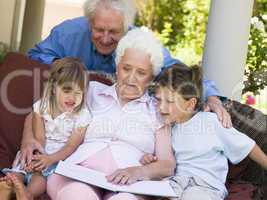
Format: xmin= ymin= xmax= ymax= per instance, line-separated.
xmin=203 ymin=79 xmax=221 ymax=101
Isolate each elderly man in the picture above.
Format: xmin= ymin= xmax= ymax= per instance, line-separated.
xmin=21 ymin=0 xmax=230 ymax=168
xmin=28 ymin=0 xmax=137 ymax=73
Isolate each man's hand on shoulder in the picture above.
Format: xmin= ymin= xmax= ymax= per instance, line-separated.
xmin=204 ymin=96 xmax=232 ymax=128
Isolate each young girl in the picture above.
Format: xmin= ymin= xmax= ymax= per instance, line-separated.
xmin=142 ymin=64 xmax=267 ymax=200
xmin=0 ymin=57 xmax=91 ymax=200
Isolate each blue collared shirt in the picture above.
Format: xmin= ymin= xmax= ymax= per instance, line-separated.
xmin=28 ymin=17 xmax=219 ymax=99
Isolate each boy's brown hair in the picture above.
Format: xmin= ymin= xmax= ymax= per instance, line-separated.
xmin=156 ymin=63 xmax=203 ymax=111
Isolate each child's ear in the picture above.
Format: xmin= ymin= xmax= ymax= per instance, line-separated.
xmin=187 ymin=98 xmax=197 ymax=112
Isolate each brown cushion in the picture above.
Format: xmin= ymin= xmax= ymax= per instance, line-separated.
xmin=89 ymin=72 xmax=114 ymax=86
xmin=0 ymin=52 xmax=49 ymax=169
xmin=226 ymin=182 xmax=257 ymax=200
xmin=227 ymin=158 xmax=250 ymax=180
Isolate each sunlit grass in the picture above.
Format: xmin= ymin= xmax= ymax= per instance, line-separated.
xmin=253 ymin=103 xmax=267 ymax=114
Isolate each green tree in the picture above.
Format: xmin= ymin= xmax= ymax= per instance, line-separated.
xmin=135 ymin=0 xmax=210 ymax=65
xmin=243 ymin=0 xmax=267 ymax=94
xmin=135 ymin=0 xmax=267 ymax=94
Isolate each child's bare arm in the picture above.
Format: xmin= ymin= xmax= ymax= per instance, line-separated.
xmin=32 ymin=126 xmax=88 ymax=171
xmin=21 ymin=112 xmax=45 ymax=172
xmin=248 ymin=144 xmax=267 ymax=170
xmin=50 ymin=126 xmax=88 ymax=162
xmin=32 ymin=112 xmax=45 ymax=147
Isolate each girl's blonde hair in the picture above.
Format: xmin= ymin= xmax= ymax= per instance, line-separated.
xmin=40 ymin=57 xmax=88 ymax=115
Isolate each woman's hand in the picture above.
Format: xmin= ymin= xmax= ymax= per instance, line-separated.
xmin=204 ymin=96 xmax=232 ymax=128
xmin=106 ymin=167 xmax=144 ymax=185
xmin=32 ymin=154 xmax=54 ymax=171
xmin=140 ymin=154 xmax=157 ymax=165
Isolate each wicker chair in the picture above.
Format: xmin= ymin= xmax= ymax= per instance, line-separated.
xmin=224 ymin=99 xmax=267 ymax=200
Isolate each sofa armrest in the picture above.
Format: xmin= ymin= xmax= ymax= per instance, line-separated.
xmin=0 ymin=52 xmax=50 ymax=169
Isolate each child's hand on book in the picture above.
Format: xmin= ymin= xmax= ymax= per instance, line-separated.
xmin=140 ymin=153 xmax=157 ymax=165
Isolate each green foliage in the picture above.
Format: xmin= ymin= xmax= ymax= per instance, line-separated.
xmin=0 ymin=42 xmax=8 ymax=64
xmin=135 ymin=0 xmax=210 ymax=65
xmin=135 ymin=0 xmax=185 ymax=47
xmin=244 ymin=16 xmax=267 ymax=94
xmin=243 ymin=0 xmax=267 ymax=95
xmin=135 ymin=0 xmax=267 ymax=94
xmin=173 ymin=0 xmax=210 ymax=65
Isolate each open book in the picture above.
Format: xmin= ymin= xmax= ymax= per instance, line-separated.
xmin=55 ymin=161 xmax=178 ymax=198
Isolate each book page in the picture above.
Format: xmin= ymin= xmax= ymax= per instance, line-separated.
xmin=55 ymin=161 xmax=178 ymax=197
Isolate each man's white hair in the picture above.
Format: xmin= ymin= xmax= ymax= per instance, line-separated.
xmin=115 ymin=27 xmax=164 ymax=76
xmin=83 ymin=0 xmax=136 ymax=32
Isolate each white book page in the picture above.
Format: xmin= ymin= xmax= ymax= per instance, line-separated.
xmin=55 ymin=161 xmax=115 ymax=191
xmin=55 ymin=161 xmax=178 ymax=197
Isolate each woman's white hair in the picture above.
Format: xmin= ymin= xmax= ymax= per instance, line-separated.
xmin=83 ymin=0 xmax=137 ymax=32
xmin=115 ymin=27 xmax=164 ymax=76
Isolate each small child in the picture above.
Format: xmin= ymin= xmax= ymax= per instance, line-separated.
xmin=142 ymin=64 xmax=267 ymax=200
xmin=0 ymin=57 xmax=91 ymax=200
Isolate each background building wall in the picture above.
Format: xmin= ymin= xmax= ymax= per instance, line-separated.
xmin=19 ymin=0 xmax=84 ymax=53
xmin=0 ymin=0 xmax=17 ymax=47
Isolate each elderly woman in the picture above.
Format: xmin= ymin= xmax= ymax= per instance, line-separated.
xmin=46 ymin=28 xmax=176 ymax=200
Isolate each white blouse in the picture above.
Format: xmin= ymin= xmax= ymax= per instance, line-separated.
xmin=65 ymin=81 xmax=163 ymax=168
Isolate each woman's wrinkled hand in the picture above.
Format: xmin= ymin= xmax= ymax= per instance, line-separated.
xmin=106 ymin=167 xmax=143 ymax=185
xmin=140 ymin=153 xmax=157 ymax=165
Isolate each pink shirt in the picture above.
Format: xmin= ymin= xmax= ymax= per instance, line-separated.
xmin=65 ymin=81 xmax=163 ymax=169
